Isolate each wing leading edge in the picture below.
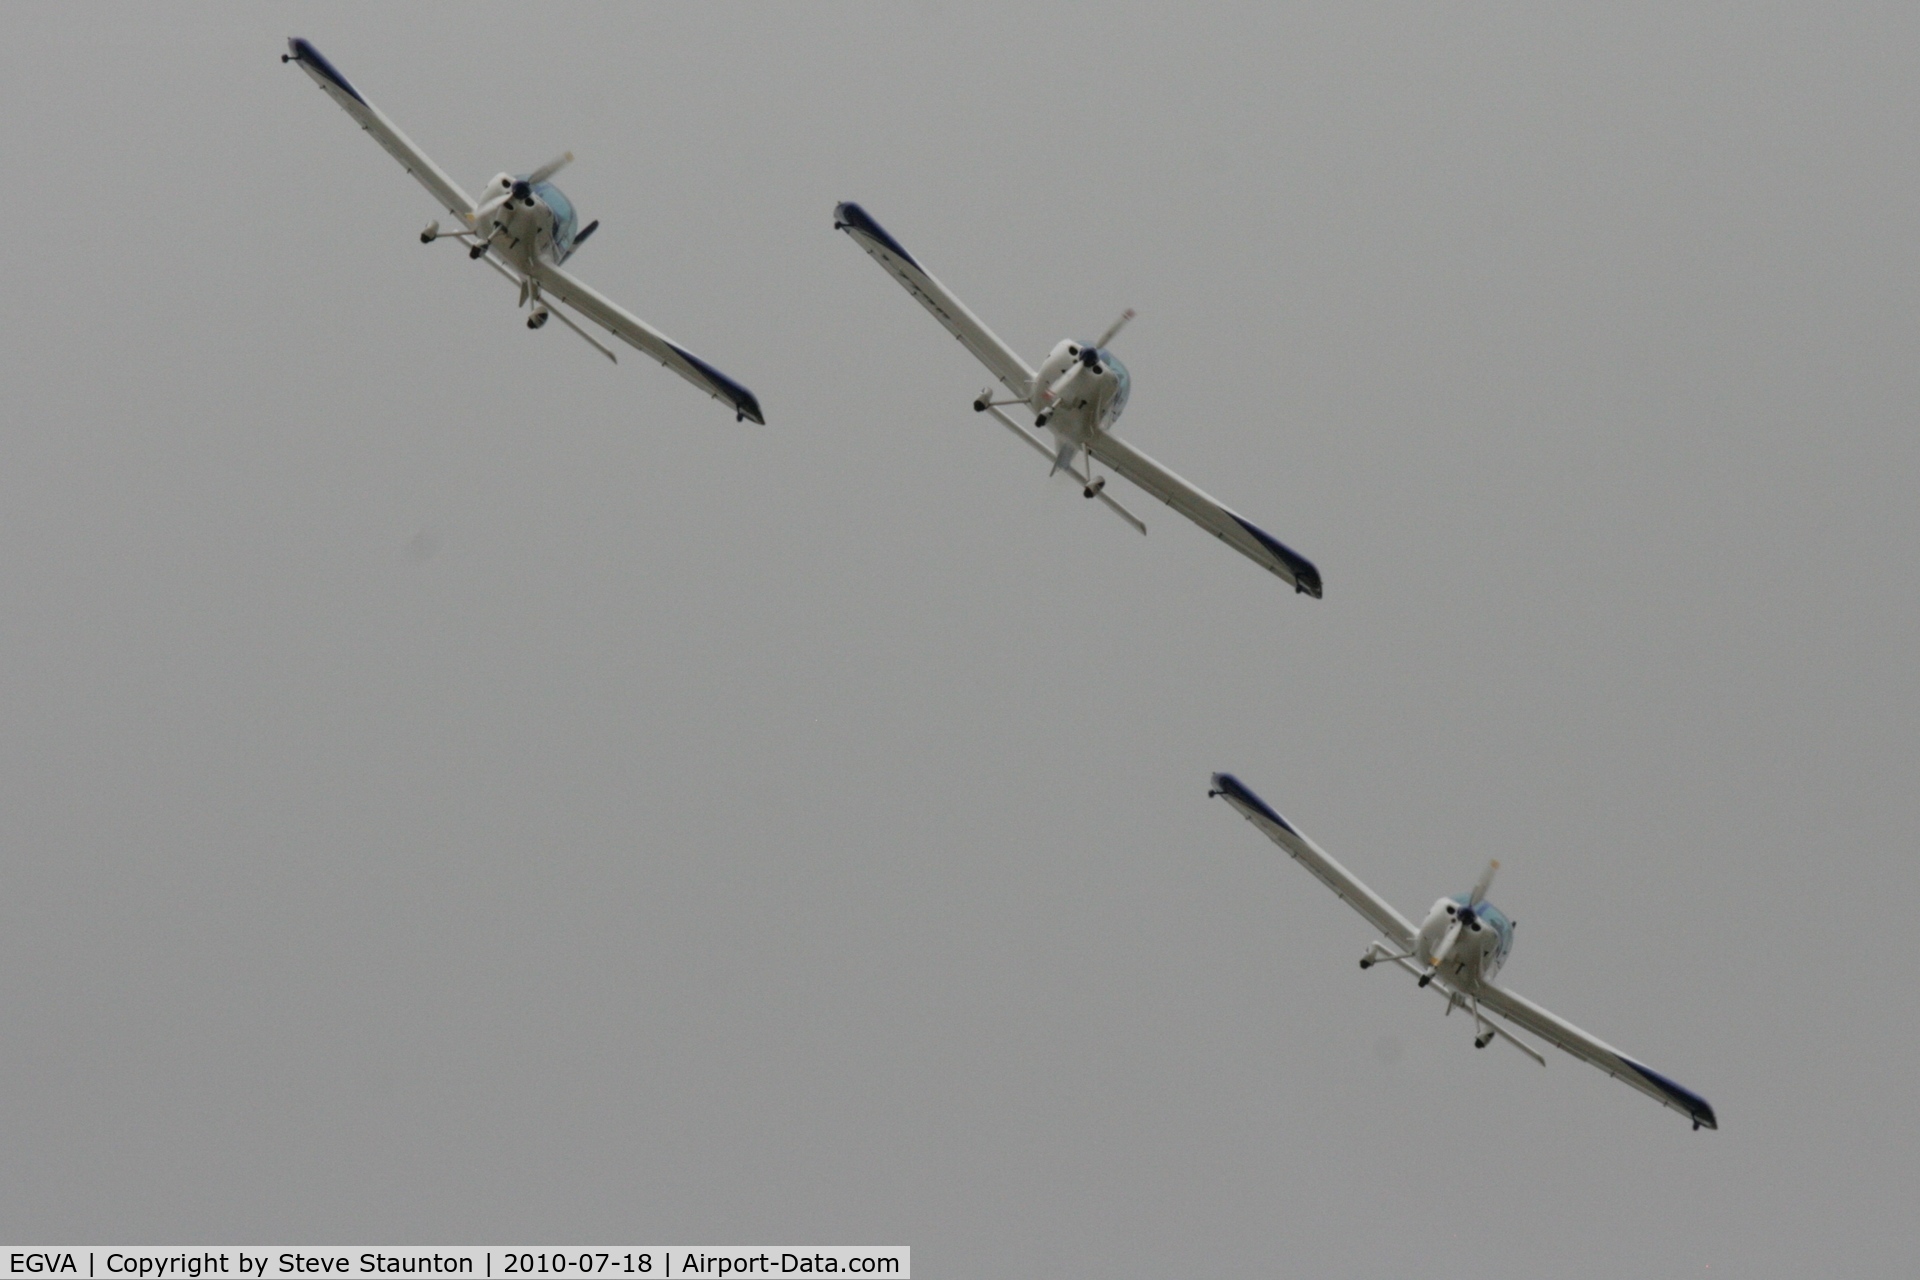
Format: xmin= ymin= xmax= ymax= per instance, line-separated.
xmin=1476 ymin=983 xmax=1718 ymax=1129
xmin=530 ymin=263 xmax=765 ymax=424
xmin=1092 ymin=437 xmax=1323 ymax=597
xmin=1209 ymin=772 xmax=1415 ymax=947
xmin=284 ymin=38 xmax=475 ymax=220
xmin=833 ymin=202 xmax=1036 ymax=402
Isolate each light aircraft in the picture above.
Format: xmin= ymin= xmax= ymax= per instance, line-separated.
xmin=283 ymin=38 xmax=763 ymax=424
xmin=1208 ymin=772 xmax=1717 ymax=1129
xmin=834 ymin=203 xmax=1321 ymax=596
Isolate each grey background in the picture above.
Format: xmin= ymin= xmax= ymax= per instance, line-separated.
xmin=3 ymin=2 xmax=1916 ymax=1273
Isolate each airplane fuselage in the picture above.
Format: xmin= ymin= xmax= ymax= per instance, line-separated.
xmin=1414 ymin=893 xmax=1514 ymax=989
xmin=1031 ymin=339 xmax=1130 ymax=454
xmin=475 ymin=172 xmax=581 ymax=271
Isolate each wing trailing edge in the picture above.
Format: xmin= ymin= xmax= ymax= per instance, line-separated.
xmin=1088 ymin=435 xmax=1323 ymax=596
xmin=1209 ymin=773 xmax=1416 ymax=947
xmin=284 ymin=37 xmax=477 ymax=220
xmin=531 ymin=263 xmax=765 ymax=424
xmin=833 ymin=201 xmax=1037 ymax=403
xmin=1476 ymin=982 xmax=1719 ymax=1130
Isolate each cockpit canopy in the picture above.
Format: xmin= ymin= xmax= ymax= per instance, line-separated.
xmin=1089 ymin=347 xmax=1131 ymax=422
xmin=527 ymin=179 xmax=580 ymax=259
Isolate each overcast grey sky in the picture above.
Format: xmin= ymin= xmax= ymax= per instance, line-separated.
xmin=3 ymin=2 xmax=1918 ymax=1273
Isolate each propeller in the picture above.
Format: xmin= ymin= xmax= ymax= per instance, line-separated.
xmin=528 ymin=151 xmax=574 ymax=184
xmin=510 ymin=152 xmax=575 ymax=203
xmin=1430 ymin=860 xmax=1499 ymax=972
xmin=1034 ymin=310 xmax=1136 ymax=425
xmin=1469 ymin=859 xmax=1499 ymax=908
xmin=1077 ymin=310 xmax=1136 ymax=372
xmin=1093 ymin=308 xmax=1135 ymax=350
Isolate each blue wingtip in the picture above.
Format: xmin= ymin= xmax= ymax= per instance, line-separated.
xmin=1228 ymin=514 xmax=1322 ymax=597
xmin=1626 ymin=1061 xmax=1718 ymax=1130
xmin=285 ymin=38 xmax=366 ymax=107
xmin=667 ymin=343 xmax=764 ymax=425
xmin=1208 ymin=772 xmax=1297 ymax=835
xmin=832 ymin=201 xmax=922 ymax=272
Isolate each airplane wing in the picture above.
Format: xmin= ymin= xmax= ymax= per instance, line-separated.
xmin=1209 ymin=773 xmax=1416 ymax=948
xmin=529 ymin=262 xmax=765 ymax=423
xmin=285 ymin=38 xmax=476 ymax=221
xmin=833 ymin=202 xmax=1037 ymax=402
xmin=1476 ymin=982 xmax=1718 ymax=1129
xmin=1088 ymin=435 xmax=1322 ymax=596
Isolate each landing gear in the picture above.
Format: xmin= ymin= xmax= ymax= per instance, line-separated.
xmin=1034 ymin=412 xmax=1051 ymax=428
xmin=1359 ymin=957 xmax=1374 ymax=970
xmin=1083 ymin=476 xmax=1106 ymax=500
xmin=1418 ymin=973 xmax=1434 ymax=988
xmin=973 ymin=396 xmax=989 ymax=413
xmin=1474 ymin=1033 xmax=1493 ymax=1049
xmin=527 ymin=307 xmax=550 ymax=330
xmin=469 ymin=242 xmax=489 ymax=260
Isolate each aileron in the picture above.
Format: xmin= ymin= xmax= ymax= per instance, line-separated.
xmin=834 ymin=202 xmax=1035 ymax=402
xmin=1090 ymin=435 xmax=1322 ymax=596
xmin=1478 ymin=983 xmax=1718 ymax=1129
xmin=533 ymin=264 xmax=764 ymax=423
xmin=1209 ymin=773 xmax=1415 ymax=947
xmin=285 ymin=38 xmax=474 ymax=220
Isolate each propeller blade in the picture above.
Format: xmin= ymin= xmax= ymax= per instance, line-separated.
xmin=1430 ymin=919 xmax=1464 ymax=970
xmin=1093 ymin=308 xmax=1135 ymax=350
xmin=527 ymin=151 xmax=574 ymax=185
xmin=1469 ymin=859 xmax=1499 ymax=906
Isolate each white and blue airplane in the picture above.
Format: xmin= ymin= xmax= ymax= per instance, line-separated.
xmin=834 ymin=203 xmax=1321 ymax=596
xmin=1209 ymin=772 xmax=1717 ymax=1129
xmin=284 ymin=38 xmax=763 ymax=424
